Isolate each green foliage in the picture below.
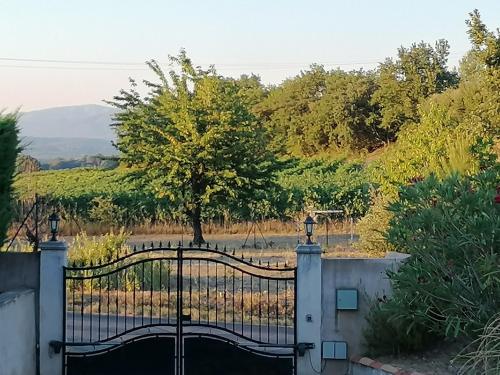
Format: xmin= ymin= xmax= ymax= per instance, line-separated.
xmin=0 ymin=113 xmax=20 ymax=245
xmin=454 ymin=313 xmax=500 ymax=374
xmin=275 ymin=157 xmax=371 ymax=218
xmin=14 ymin=168 xmax=164 ymax=226
xmin=108 ymin=51 xmax=277 ymax=243
xmin=364 ymin=170 xmax=500 ymax=354
xmin=354 ymin=193 xmax=394 ymax=256
xmin=68 ymin=229 xmax=130 ymax=265
xmin=372 ymin=39 xmax=459 ymax=139
xmin=256 ymin=67 xmax=383 ymax=155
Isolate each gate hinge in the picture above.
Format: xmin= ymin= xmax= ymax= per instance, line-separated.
xmin=296 ymin=342 xmax=315 ymax=356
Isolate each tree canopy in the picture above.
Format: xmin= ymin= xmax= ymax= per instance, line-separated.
xmin=108 ymin=51 xmax=277 ymax=243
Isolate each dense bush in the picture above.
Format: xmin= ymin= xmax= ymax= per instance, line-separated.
xmin=364 ymin=170 xmax=500 ymax=354
xmin=0 ymin=113 xmax=20 ymax=245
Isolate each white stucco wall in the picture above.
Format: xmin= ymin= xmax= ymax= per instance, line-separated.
xmin=0 ymin=289 xmax=37 ymax=375
xmin=319 ymin=254 xmax=409 ymax=374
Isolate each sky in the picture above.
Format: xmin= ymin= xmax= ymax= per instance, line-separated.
xmin=0 ymin=0 xmax=499 ymax=112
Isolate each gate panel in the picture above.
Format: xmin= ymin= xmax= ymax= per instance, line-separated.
xmin=63 ymin=243 xmax=296 ymax=375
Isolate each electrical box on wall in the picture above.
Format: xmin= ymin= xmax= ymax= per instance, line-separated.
xmin=336 ymin=289 xmax=358 ymax=310
xmin=322 ymin=341 xmax=347 ymax=360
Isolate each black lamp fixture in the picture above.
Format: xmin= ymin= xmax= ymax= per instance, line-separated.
xmin=48 ymin=212 xmax=60 ymax=241
xmin=304 ymin=214 xmax=316 ymax=245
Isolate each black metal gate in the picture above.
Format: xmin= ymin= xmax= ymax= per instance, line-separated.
xmin=63 ymin=243 xmax=296 ymax=375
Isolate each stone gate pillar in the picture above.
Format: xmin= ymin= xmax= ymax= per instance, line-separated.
xmin=39 ymin=240 xmax=67 ymax=375
xmin=296 ymin=243 xmax=322 ymax=374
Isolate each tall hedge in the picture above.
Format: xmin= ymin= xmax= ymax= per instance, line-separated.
xmin=0 ymin=113 xmax=20 ymax=246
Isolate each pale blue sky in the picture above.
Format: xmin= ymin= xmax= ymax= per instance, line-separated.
xmin=1 ymin=0 xmax=498 ymax=111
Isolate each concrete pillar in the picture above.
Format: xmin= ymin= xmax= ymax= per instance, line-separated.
xmin=296 ymin=244 xmax=322 ymax=375
xmin=39 ymin=240 xmax=67 ymax=375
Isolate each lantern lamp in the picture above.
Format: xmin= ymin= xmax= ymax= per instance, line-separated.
xmin=48 ymin=212 xmax=60 ymax=241
xmin=304 ymin=214 xmax=316 ymax=245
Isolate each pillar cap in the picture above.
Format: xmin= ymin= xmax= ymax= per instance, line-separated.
xmin=296 ymin=244 xmax=322 ymax=254
xmin=39 ymin=240 xmax=68 ymax=251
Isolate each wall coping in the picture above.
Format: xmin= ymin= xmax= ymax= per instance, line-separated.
xmin=0 ymin=288 xmax=34 ymax=307
xmin=350 ymin=356 xmax=426 ymax=375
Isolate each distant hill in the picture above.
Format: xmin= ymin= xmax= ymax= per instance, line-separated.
xmin=21 ymin=136 xmax=117 ymax=161
xmin=18 ymin=104 xmax=117 ymax=140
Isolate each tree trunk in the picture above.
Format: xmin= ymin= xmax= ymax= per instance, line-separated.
xmin=191 ymin=203 xmax=205 ymax=245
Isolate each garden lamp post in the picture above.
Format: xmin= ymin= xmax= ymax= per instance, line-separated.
xmin=48 ymin=212 xmax=60 ymax=241
xmin=304 ymin=214 xmax=316 ymax=245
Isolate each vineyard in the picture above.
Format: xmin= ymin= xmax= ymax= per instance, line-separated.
xmin=13 ymin=157 xmax=371 ymax=234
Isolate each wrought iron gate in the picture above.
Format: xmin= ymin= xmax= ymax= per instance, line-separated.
xmin=63 ymin=243 xmax=296 ymax=375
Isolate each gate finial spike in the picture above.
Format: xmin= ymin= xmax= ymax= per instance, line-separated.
xmin=250 ymin=257 xmax=253 ymax=263
xmin=142 ymin=243 xmax=145 ymax=250
xmin=206 ymin=242 xmax=209 ymax=249
xmin=178 ymin=241 xmax=182 ymax=248
xmin=276 ymin=261 xmax=279 ymax=268
xmin=167 ymin=241 xmax=171 ymax=248
xmin=232 ymin=249 xmax=235 ymax=256
xmin=133 ymin=244 xmax=137 ymax=252
xmin=259 ymin=259 xmax=262 ymax=265
xmin=72 ymin=261 xmax=76 ymax=268
xmin=241 ymin=254 xmax=244 ymax=260
xmin=215 ymin=244 xmax=218 ymax=250
xmin=151 ymin=241 xmax=154 ymax=249
xmin=189 ymin=241 xmax=193 ymax=247
xmin=267 ymin=261 xmax=270 ymax=268
xmin=90 ymin=260 xmax=93 ymax=267
xmin=223 ymin=245 xmax=227 ymax=252
xmin=159 ymin=241 xmax=162 ymax=247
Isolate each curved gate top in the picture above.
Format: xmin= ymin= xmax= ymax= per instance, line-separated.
xmin=63 ymin=242 xmax=297 ymax=375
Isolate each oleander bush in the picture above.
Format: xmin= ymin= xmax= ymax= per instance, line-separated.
xmin=364 ymin=169 xmax=500 ymax=354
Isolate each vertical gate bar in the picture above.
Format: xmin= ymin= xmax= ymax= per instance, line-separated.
xmin=124 ymin=269 xmax=127 ymax=332
xmin=259 ymin=277 xmax=262 ymax=341
xmin=150 ymin=260 xmax=154 ymax=324
xmin=240 ymin=270 xmax=243 ymax=335
xmin=62 ymin=268 xmax=66 ymax=375
xmin=115 ymin=272 xmax=119 ymax=336
xmin=80 ymin=279 xmax=84 ymax=342
xmin=98 ymin=277 xmax=101 ymax=341
xmin=141 ymin=262 xmax=145 ymax=326
xmin=276 ymin=279 xmax=279 ymax=344
xmin=294 ymin=267 xmax=298 ymax=375
xmin=232 ymin=268 xmax=235 ymax=331
xmin=250 ymin=274 xmax=253 ymax=339
xmin=206 ymin=260 xmax=209 ymax=325
xmin=189 ymin=260 xmax=192 ymax=323
xmin=167 ymin=260 xmax=170 ymax=324
xmin=267 ymin=278 xmax=270 ymax=343
xmin=285 ymin=279 xmax=288 ymax=344
xmin=133 ymin=265 xmax=136 ymax=328
xmin=224 ymin=264 xmax=227 ymax=328
xmin=72 ymin=278 xmax=75 ymax=342
xmin=176 ymin=246 xmax=184 ymax=375
xmin=159 ymin=259 xmax=162 ymax=323
xmin=198 ymin=259 xmax=201 ymax=324
xmin=215 ymin=263 xmax=218 ymax=326
xmin=89 ymin=274 xmax=93 ymax=342
xmin=107 ymin=275 xmax=110 ymax=338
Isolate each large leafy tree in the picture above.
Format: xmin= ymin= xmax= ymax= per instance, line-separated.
xmin=372 ymin=39 xmax=459 ymax=139
xmin=108 ymin=51 xmax=276 ymax=243
xmin=0 ymin=113 xmax=20 ymax=246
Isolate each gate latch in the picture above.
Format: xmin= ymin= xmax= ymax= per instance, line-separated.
xmin=296 ymin=342 xmax=315 ymax=356
xmin=49 ymin=340 xmax=64 ymax=354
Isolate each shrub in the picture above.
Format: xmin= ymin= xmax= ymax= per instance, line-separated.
xmin=0 ymin=113 xmax=20 ymax=246
xmin=364 ymin=169 xmax=500 ymax=353
xmin=68 ymin=229 xmax=130 ymax=265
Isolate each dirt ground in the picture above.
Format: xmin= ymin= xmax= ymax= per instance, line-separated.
xmin=375 ymin=341 xmax=469 ymax=375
